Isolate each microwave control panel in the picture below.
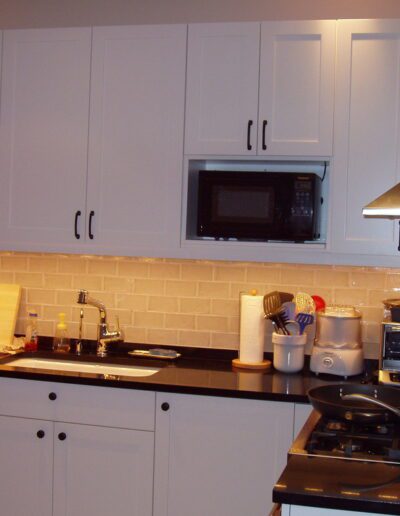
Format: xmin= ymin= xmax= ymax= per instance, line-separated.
xmin=292 ymin=179 xmax=313 ymax=218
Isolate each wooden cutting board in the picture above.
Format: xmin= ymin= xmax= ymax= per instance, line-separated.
xmin=0 ymin=284 xmax=21 ymax=350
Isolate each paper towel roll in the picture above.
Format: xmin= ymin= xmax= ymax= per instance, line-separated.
xmin=239 ymin=294 xmax=265 ymax=363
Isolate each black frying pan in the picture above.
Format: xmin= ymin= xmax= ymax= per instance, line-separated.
xmin=308 ymin=384 xmax=400 ymax=423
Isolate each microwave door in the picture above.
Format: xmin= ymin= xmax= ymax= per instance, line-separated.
xmin=206 ymin=184 xmax=276 ymax=239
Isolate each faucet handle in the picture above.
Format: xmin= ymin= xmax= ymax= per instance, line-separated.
xmin=112 ymin=315 xmax=124 ymax=342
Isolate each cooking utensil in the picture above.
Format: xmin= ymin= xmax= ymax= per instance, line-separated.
xmin=281 ymin=301 xmax=295 ymax=321
xmin=294 ymin=292 xmax=315 ymax=314
xmin=265 ymin=307 xmax=290 ymax=335
xmin=263 ymin=291 xmax=281 ymax=317
xmin=285 ymin=320 xmax=300 ymax=335
xmin=311 ymin=295 xmax=326 ymax=312
xmin=278 ymin=292 xmax=294 ymax=304
xmin=295 ymin=312 xmax=314 ymax=334
xmin=308 ymin=384 xmax=400 ymax=423
xmin=342 ymin=393 xmax=400 ymax=418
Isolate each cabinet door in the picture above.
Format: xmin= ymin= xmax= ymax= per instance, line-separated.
xmin=258 ymin=20 xmax=335 ymax=156
xmin=86 ymin=25 xmax=186 ymax=255
xmin=331 ymin=20 xmax=400 ymax=255
xmin=53 ymin=422 xmax=154 ymax=516
xmin=154 ymin=393 xmax=294 ymax=516
xmin=0 ymin=415 xmax=53 ymax=516
xmin=0 ymin=28 xmax=91 ymax=251
xmin=184 ymin=22 xmax=260 ymax=155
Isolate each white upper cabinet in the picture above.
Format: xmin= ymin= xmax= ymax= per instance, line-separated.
xmin=0 ymin=28 xmax=91 ymax=250
xmin=330 ymin=19 xmax=400 ymax=256
xmin=87 ymin=25 xmax=186 ymax=255
xmin=0 ymin=25 xmax=186 ymax=257
xmin=184 ymin=21 xmax=335 ymax=157
xmin=184 ymin=23 xmax=260 ymax=156
xmin=259 ymin=20 xmax=335 ymax=156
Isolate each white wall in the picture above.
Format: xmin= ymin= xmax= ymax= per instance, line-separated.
xmin=1 ymin=0 xmax=400 ymax=29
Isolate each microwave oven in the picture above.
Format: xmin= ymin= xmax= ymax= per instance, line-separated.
xmin=197 ymin=170 xmax=322 ymax=242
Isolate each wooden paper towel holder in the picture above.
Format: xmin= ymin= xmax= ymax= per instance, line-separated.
xmin=232 ymin=358 xmax=271 ymax=370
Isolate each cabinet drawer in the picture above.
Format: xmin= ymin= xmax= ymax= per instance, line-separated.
xmin=0 ymin=377 xmax=57 ymax=420
xmin=54 ymin=383 xmax=155 ymax=430
xmin=0 ymin=378 xmax=155 ymax=431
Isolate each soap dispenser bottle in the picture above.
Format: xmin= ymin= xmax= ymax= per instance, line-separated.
xmin=53 ymin=312 xmax=70 ymax=353
xmin=24 ymin=309 xmax=39 ymax=352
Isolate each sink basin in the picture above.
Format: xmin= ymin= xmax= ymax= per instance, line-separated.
xmin=4 ymin=357 xmax=160 ymax=377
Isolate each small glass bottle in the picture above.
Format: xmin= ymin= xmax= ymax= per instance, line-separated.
xmin=24 ymin=309 xmax=39 ymax=352
xmin=53 ymin=312 xmax=70 ymax=353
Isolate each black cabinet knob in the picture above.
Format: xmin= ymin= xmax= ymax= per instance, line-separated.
xmin=161 ymin=402 xmax=170 ymax=411
xmin=58 ymin=432 xmax=67 ymax=441
xmin=36 ymin=430 xmax=45 ymax=439
xmin=48 ymin=392 xmax=57 ymax=401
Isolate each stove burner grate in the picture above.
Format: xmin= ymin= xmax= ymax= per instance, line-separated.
xmin=305 ymin=417 xmax=400 ymax=463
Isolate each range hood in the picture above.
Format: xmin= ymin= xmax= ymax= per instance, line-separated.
xmin=362 ymin=183 xmax=400 ymax=219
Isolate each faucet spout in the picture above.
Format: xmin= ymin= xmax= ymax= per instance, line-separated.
xmin=77 ymin=290 xmax=123 ymax=356
xmin=77 ymin=289 xmax=107 ymax=323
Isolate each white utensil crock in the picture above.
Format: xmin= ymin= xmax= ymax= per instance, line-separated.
xmin=272 ymin=332 xmax=307 ymax=373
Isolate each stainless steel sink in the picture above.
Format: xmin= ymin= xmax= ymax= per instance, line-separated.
xmin=4 ymin=357 xmax=160 ymax=377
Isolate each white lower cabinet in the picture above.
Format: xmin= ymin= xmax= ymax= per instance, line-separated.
xmin=53 ymin=422 xmax=154 ymax=516
xmin=0 ymin=378 xmax=155 ymax=516
xmin=0 ymin=377 xmax=309 ymax=516
xmin=0 ymin=415 xmax=53 ymax=516
xmin=154 ymin=392 xmax=294 ymax=516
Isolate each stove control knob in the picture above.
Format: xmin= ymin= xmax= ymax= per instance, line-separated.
xmin=322 ymin=356 xmax=333 ymax=368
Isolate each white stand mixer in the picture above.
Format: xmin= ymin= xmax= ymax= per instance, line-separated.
xmin=310 ymin=305 xmax=364 ymax=377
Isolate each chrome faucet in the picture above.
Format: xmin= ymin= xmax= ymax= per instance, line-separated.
xmin=77 ymin=289 xmax=123 ymax=357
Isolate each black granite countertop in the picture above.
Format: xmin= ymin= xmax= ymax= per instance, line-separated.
xmin=273 ymin=454 xmax=400 ymax=515
xmin=0 ymin=338 xmax=376 ymax=402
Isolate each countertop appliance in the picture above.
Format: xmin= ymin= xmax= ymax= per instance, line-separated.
xmin=310 ymin=305 xmax=364 ymax=377
xmin=197 ymin=170 xmax=322 ymax=242
xmin=379 ymin=320 xmax=400 ymax=386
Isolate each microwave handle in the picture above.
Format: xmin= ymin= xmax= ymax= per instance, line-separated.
xmin=247 ymin=120 xmax=253 ymax=151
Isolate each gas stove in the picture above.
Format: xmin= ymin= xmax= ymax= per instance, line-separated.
xmin=290 ymin=410 xmax=400 ymax=465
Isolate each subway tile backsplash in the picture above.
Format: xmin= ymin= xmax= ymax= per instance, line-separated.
xmin=1 ymin=252 xmax=395 ymax=359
